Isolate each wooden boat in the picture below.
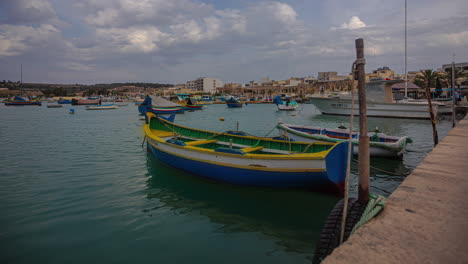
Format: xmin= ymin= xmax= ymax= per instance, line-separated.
xmin=147 ymin=106 xmax=185 ymax=114
xmin=181 ymin=97 xmax=203 ymax=110
xmin=86 ymin=104 xmax=118 ymax=110
xmin=144 ymin=113 xmax=351 ymax=194
xmin=138 ymin=95 xmax=185 ymax=114
xmin=47 ymin=104 xmax=63 ymax=108
xmin=273 ymin=95 xmax=298 ymax=111
xmin=4 ymin=96 xmax=42 ymax=106
xmin=277 ymin=123 xmax=411 ymax=158
xmin=72 ymin=98 xmax=101 ymax=105
xmin=57 ymin=99 xmax=71 ymax=104
xmin=226 ymin=97 xmax=243 ymax=108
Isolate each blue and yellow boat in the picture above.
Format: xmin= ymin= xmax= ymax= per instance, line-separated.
xmin=4 ymin=96 xmax=42 ymax=106
xmin=144 ymin=113 xmax=351 ymax=194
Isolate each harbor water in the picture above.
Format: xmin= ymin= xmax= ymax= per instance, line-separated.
xmin=0 ymin=103 xmax=455 ymax=263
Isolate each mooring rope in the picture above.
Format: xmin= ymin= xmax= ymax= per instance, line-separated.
xmin=351 ymin=193 xmax=386 ymax=234
xmin=351 ymin=158 xmax=406 ymax=176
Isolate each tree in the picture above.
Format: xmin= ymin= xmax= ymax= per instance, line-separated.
xmin=416 ymin=69 xmax=439 ymax=146
xmin=443 ymin=67 xmax=467 ymax=88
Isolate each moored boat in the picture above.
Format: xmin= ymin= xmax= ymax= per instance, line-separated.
xmin=308 ymin=80 xmax=438 ymax=119
xmin=57 ymin=99 xmax=72 ymax=104
xmin=181 ymin=97 xmax=203 ymax=110
xmin=277 ymin=123 xmax=411 ymax=159
xmin=138 ymin=95 xmax=185 ymax=114
xmin=72 ymin=98 xmax=101 ymax=105
xmin=226 ymin=97 xmax=243 ymax=108
xmin=4 ymin=96 xmax=42 ymax=106
xmin=273 ymin=95 xmax=299 ymax=111
xmin=144 ymin=113 xmax=351 ymax=194
xmin=86 ymin=104 xmax=118 ymax=110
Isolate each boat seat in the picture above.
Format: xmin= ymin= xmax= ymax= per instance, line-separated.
xmin=155 ymin=131 xmax=175 ymax=137
xmin=185 ymin=139 xmax=218 ymax=146
xmin=240 ymin=146 xmax=264 ymax=153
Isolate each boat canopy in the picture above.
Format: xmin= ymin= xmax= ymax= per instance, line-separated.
xmin=142 ymin=95 xmax=181 ymax=107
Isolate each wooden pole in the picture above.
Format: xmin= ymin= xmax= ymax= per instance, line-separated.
xmin=355 ymin=38 xmax=369 ymax=202
xmin=452 ymin=60 xmax=456 ymax=128
xmin=426 ymin=82 xmax=439 ymax=146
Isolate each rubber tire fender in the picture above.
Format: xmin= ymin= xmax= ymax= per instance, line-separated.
xmin=312 ymin=198 xmax=367 ymax=264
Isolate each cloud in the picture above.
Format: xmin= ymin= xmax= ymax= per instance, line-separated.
xmin=332 ymin=16 xmax=367 ymax=30
xmin=0 ymin=24 xmax=60 ymax=56
xmin=0 ymin=0 xmax=467 ymax=84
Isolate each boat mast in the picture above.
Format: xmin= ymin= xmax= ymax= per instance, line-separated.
xmin=404 ymin=0 xmax=408 ymax=98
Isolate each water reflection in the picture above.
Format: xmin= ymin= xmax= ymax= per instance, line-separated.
xmin=144 ymin=153 xmax=339 ymax=255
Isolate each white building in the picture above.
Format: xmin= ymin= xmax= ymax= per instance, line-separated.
xmin=185 ymin=77 xmax=224 ymax=94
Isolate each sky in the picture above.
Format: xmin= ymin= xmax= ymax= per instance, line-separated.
xmin=0 ymin=0 xmax=467 ymax=84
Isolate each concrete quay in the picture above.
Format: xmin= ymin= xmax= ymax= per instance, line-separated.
xmin=323 ymin=115 xmax=468 ymax=264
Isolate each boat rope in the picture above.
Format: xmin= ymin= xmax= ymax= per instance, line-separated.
xmin=351 ymin=158 xmax=406 ymax=176
xmin=141 ymin=135 xmax=147 ymax=149
xmin=351 ymin=193 xmax=386 ymax=234
xmin=340 ymin=60 xmax=358 ymax=244
xmin=264 ymin=125 xmax=278 ymax=137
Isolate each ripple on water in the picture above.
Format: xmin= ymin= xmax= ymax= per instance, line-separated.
xmin=0 ymin=104 xmax=457 ymax=264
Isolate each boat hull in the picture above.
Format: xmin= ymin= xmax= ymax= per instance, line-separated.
xmin=227 ymin=103 xmax=243 ymax=108
xmin=277 ymin=124 xmax=407 ymax=158
xmin=147 ymin=139 xmax=343 ymax=192
xmin=4 ymin=101 xmax=42 ymax=106
xmin=184 ymin=105 xmax=203 ymax=110
xmin=86 ymin=104 xmax=118 ymax=110
xmin=72 ymin=99 xmax=101 ymax=105
xmin=277 ymin=104 xmax=298 ymax=111
xmin=148 ymin=107 xmax=185 ymax=114
xmin=308 ymin=97 xmax=437 ymax=119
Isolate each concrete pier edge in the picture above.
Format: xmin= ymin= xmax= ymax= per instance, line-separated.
xmin=322 ymin=115 xmax=468 ymax=264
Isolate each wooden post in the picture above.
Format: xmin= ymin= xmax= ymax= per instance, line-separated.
xmin=452 ymin=61 xmax=456 ymax=128
xmin=355 ymin=38 xmax=369 ymax=202
xmin=426 ymin=83 xmax=439 ymax=146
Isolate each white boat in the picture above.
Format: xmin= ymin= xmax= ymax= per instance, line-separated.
xmin=86 ymin=104 xmax=118 ymax=110
xmin=277 ymin=123 xmax=411 ymax=158
xmin=273 ymin=95 xmax=299 ymax=111
xmin=308 ymin=80 xmax=438 ymax=119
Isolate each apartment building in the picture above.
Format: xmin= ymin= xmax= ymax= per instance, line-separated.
xmin=185 ymin=77 xmax=224 ymax=94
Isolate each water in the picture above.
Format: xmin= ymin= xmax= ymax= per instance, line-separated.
xmin=0 ymin=103 xmax=455 ymax=263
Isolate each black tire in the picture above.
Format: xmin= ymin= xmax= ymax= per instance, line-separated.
xmin=312 ymin=198 xmax=367 ymax=264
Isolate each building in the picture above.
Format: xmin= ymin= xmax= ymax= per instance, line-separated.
xmin=441 ymin=62 xmax=468 ymax=74
xmin=317 ymin=72 xmax=348 ymax=81
xmin=185 ymin=77 xmax=224 ymax=94
xmin=366 ymin=66 xmax=396 ymax=82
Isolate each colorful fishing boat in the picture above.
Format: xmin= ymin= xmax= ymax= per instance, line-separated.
xmin=181 ymin=97 xmax=203 ymax=110
xmin=57 ymin=98 xmax=72 ymax=104
xmin=144 ymin=113 xmax=351 ymax=194
xmin=273 ymin=95 xmax=298 ymax=111
xmin=86 ymin=104 xmax=118 ymax=110
xmin=4 ymin=96 xmax=42 ymax=106
xmin=72 ymin=98 xmax=101 ymax=105
xmin=138 ymin=95 xmax=185 ymax=114
xmin=226 ymin=97 xmax=243 ymax=108
xmin=277 ymin=123 xmax=411 ymax=158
